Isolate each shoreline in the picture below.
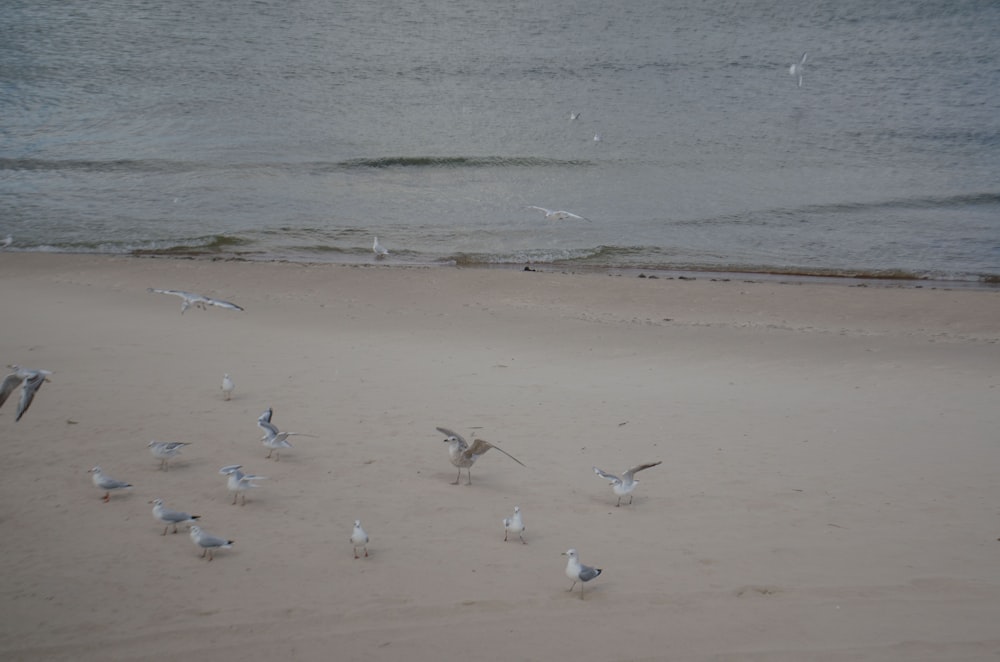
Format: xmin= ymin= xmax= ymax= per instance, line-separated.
xmin=1 ymin=252 xmax=998 ymax=660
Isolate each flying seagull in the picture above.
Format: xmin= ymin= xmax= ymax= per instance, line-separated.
xmin=790 ymin=52 xmax=807 ymax=87
xmin=503 ymin=505 xmax=526 ymax=544
xmin=89 ymin=466 xmax=133 ymax=502
xmin=563 ymin=548 xmax=603 ymax=599
xmin=190 ymin=525 xmax=234 ymax=561
xmin=351 ymin=520 xmax=369 ymax=559
xmin=147 ymin=288 xmax=244 ymax=314
xmin=437 ymin=426 xmax=526 ymax=485
xmin=1 ymin=364 xmax=52 ymax=422
xmin=593 ymin=461 xmax=662 ymax=506
xmin=219 ymin=464 xmax=267 ymax=505
xmin=527 ymin=206 xmax=589 ymax=221
xmin=147 ymin=440 xmax=192 ymax=471
xmin=150 ymin=498 xmax=200 ymax=535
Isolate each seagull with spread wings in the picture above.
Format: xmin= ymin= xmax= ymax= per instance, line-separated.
xmin=593 ymin=461 xmax=662 ymax=506
xmin=147 ymin=288 xmax=244 ymax=314
xmin=436 ymin=426 xmax=525 ymax=485
xmin=1 ymin=364 xmax=52 ymax=422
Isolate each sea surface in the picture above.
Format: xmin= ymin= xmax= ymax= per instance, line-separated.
xmin=2 ymin=0 xmax=999 ymax=284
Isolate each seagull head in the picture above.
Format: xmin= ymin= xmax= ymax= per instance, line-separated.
xmin=513 ymin=506 xmax=520 ymax=514
xmin=354 ymin=519 xmax=362 ymax=528
xmin=562 ymin=548 xmax=578 ymax=559
xmin=89 ymin=466 xmax=102 ymax=474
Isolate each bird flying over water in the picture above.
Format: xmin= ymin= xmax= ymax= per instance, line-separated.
xmin=437 ymin=426 xmax=525 ymax=485
xmin=527 ymin=206 xmax=589 ymax=221
xmin=147 ymin=288 xmax=244 ymax=314
xmin=1 ymin=364 xmax=52 ymax=422
xmin=593 ymin=461 xmax=662 ymax=506
xmin=790 ymin=52 xmax=807 ymax=87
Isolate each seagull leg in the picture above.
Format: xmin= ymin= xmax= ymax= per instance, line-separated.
xmin=232 ymin=492 xmax=238 ymax=505
xmin=466 ymin=469 xmax=472 ymax=486
xmin=568 ymin=581 xmax=577 ymax=593
xmin=103 ymin=492 xmax=110 ymax=503
xmin=173 ymin=525 xmax=179 ymax=534
xmin=520 ymin=533 xmax=526 ymax=545
xmin=162 ymin=526 xmax=168 ymax=536
xmin=354 ymin=548 xmax=359 ymax=559
xmin=240 ymin=493 xmax=246 ymax=506
xmin=629 ymin=495 xmax=634 ymax=505
xmin=616 ymin=496 xmax=621 ymax=507
xmin=265 ymin=449 xmax=272 ymax=459
xmin=207 ymin=550 xmax=214 ymax=561
xmin=452 ymin=468 xmax=461 ymax=485
xmin=504 ymin=531 xmax=508 ymax=542
xmin=201 ymin=548 xmax=207 ymax=558
xmin=580 ymin=583 xmax=586 ymax=600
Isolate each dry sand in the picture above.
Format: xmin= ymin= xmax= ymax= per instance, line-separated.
xmin=1 ymin=253 xmax=998 ymax=661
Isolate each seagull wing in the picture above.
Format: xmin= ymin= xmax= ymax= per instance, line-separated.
xmin=258 ymin=420 xmax=280 ymax=437
xmin=436 ymin=427 xmax=468 ymax=447
xmin=593 ymin=466 xmax=621 ymax=483
xmin=148 ymin=288 xmax=193 ymax=299
xmin=467 ymin=438 xmax=526 ymax=467
xmin=527 ymin=206 xmax=553 ymax=215
xmin=204 ymin=297 xmax=244 ymax=311
xmin=219 ymin=464 xmax=243 ymax=475
xmin=622 ymin=461 xmax=662 ymax=481
xmin=0 ymin=373 xmax=24 ymax=408
xmin=15 ymin=372 xmax=45 ymax=421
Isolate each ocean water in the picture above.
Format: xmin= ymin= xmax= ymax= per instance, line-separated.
xmin=2 ymin=0 xmax=998 ymax=283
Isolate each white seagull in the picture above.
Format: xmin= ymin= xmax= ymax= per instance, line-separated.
xmin=190 ymin=525 xmax=234 ymax=561
xmin=219 ymin=464 xmax=268 ymax=505
xmin=257 ymin=416 xmax=313 ymax=461
xmin=89 ymin=466 xmax=133 ymax=502
xmin=147 ymin=440 xmax=191 ymax=471
xmin=527 ymin=206 xmax=589 ymax=222
xmin=1 ymin=364 xmax=52 ymax=422
xmin=436 ymin=426 xmax=526 ymax=485
xmin=351 ymin=520 xmax=370 ymax=559
xmin=790 ymin=52 xmax=807 ymax=87
xmin=221 ymin=374 xmax=234 ymax=400
xmin=373 ymin=236 xmax=389 ymax=257
xmin=150 ymin=498 xmax=200 ymax=535
xmin=569 ymin=111 xmax=581 ymax=120
xmin=147 ymin=288 xmax=244 ymax=314
xmin=593 ymin=461 xmax=662 ymax=506
xmin=0 ymin=235 xmax=12 ymax=249
xmin=563 ymin=548 xmax=603 ymax=599
xmin=503 ymin=505 xmax=526 ymax=544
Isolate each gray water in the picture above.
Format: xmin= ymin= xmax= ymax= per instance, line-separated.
xmin=2 ymin=0 xmax=999 ymax=283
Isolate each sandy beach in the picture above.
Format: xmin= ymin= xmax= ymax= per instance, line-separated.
xmin=1 ymin=253 xmax=998 ymax=661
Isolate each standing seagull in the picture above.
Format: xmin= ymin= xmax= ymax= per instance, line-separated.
xmin=527 ymin=206 xmax=588 ymax=222
xmin=147 ymin=288 xmax=244 ymax=314
xmin=790 ymin=52 xmax=807 ymax=87
xmin=563 ymin=548 xmax=602 ymax=599
xmin=147 ymin=440 xmax=191 ymax=471
xmin=221 ymin=374 xmax=234 ymax=400
xmin=219 ymin=464 xmax=267 ymax=505
xmin=0 ymin=235 xmax=12 ymax=249
xmin=189 ymin=525 xmax=234 ymax=561
xmin=503 ymin=505 xmax=526 ymax=544
xmin=89 ymin=466 xmax=133 ymax=502
xmin=373 ymin=236 xmax=389 ymax=258
xmin=351 ymin=520 xmax=369 ymax=558
xmin=150 ymin=498 xmax=200 ymax=535
xmin=593 ymin=461 xmax=662 ymax=506
xmin=436 ymin=427 xmax=526 ymax=485
xmin=1 ymin=364 xmax=52 ymax=422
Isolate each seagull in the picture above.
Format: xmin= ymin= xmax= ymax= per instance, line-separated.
xmin=593 ymin=133 xmax=602 ymax=142
xmin=563 ymin=548 xmax=602 ymax=599
xmin=593 ymin=461 xmax=662 ymax=506
xmin=189 ymin=525 xmax=234 ymax=561
xmin=219 ymin=464 xmax=267 ymax=505
xmin=150 ymin=498 xmax=200 ymax=535
xmin=790 ymin=52 xmax=807 ymax=87
xmin=1 ymin=364 xmax=52 ymax=422
xmin=147 ymin=441 xmax=191 ymax=471
xmin=351 ymin=520 xmax=369 ymax=559
xmin=373 ymin=236 xmax=389 ymax=257
xmin=527 ymin=206 xmax=588 ymax=222
xmin=257 ymin=417 xmax=313 ymax=461
xmin=436 ymin=427 xmax=526 ymax=485
xmin=221 ymin=374 xmax=234 ymax=400
xmin=0 ymin=235 xmax=11 ymax=249
xmin=89 ymin=466 xmax=133 ymax=502
xmin=258 ymin=407 xmax=273 ymax=425
xmin=569 ymin=111 xmax=581 ymax=120
xmin=503 ymin=505 xmax=526 ymax=544
xmin=147 ymin=288 xmax=244 ymax=314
